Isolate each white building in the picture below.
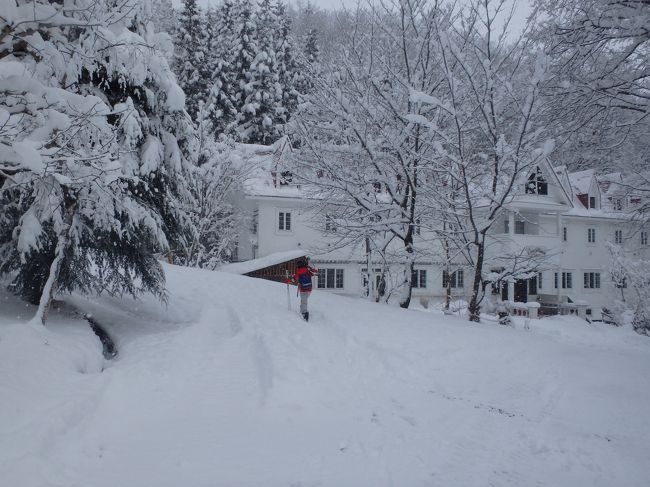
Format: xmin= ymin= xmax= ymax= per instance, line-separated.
xmin=232 ymin=140 xmax=648 ymax=319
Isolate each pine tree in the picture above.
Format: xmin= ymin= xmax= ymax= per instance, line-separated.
xmin=231 ymin=0 xmax=261 ymax=142
xmin=174 ymin=0 xmax=210 ymax=121
xmin=208 ymin=0 xmax=240 ymax=138
xmin=244 ymin=0 xmax=283 ymax=144
xmin=0 ymin=0 xmax=197 ymax=324
xmin=274 ymin=1 xmax=300 ymax=123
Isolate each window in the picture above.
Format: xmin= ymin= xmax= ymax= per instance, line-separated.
xmin=515 ymin=220 xmax=525 ymax=235
xmin=528 ymin=276 xmax=537 ymax=295
xmin=279 ymin=171 xmax=292 ymax=186
xmin=538 ymin=272 xmax=543 ymax=290
xmin=642 ymin=231 xmax=648 ymax=246
xmin=615 ymin=230 xmax=623 ymax=244
xmin=318 ymin=268 xmax=344 ymax=289
xmin=325 ymin=214 xmax=336 ymax=232
xmin=278 ymin=211 xmax=292 ymax=231
xmin=589 ymin=196 xmax=596 ymax=209
xmin=587 ymin=228 xmax=596 ymax=243
xmin=563 ymin=227 xmax=567 ymax=242
xmin=414 ymin=219 xmax=421 ymax=236
xmin=612 ymin=198 xmax=623 ymax=211
xmin=443 ymin=270 xmax=464 ymax=288
xmin=504 ymin=219 xmax=510 ymax=234
xmin=583 ymin=272 xmax=601 ymax=289
xmin=251 ymin=209 xmax=259 ymax=234
xmin=412 ymin=269 xmax=427 ymax=288
xmin=525 ymin=167 xmax=548 ymax=195
xmin=554 ymin=272 xmax=573 ymax=289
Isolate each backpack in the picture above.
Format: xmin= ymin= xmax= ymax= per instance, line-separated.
xmin=298 ymin=270 xmax=312 ymax=291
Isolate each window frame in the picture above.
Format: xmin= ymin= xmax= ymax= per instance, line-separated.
xmin=583 ymin=272 xmax=601 ymax=289
xmin=555 ymin=271 xmax=573 ymax=289
xmin=587 ymin=228 xmax=596 ymax=244
xmin=317 ymin=268 xmax=344 ymax=289
xmin=614 ymin=230 xmax=623 ymax=245
xmin=412 ymin=269 xmax=427 ymax=288
xmin=443 ymin=270 xmax=464 ymax=289
xmin=277 ymin=210 xmax=292 ymax=232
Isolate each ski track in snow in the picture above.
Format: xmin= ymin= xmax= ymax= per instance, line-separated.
xmin=1 ymin=264 xmax=650 ymax=486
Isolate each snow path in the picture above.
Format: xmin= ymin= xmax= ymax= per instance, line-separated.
xmin=1 ymin=264 xmax=650 ymax=486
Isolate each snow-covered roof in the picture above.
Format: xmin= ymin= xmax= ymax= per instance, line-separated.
xmin=218 ymin=249 xmax=307 ymax=275
xmin=568 ymin=169 xmax=595 ymax=195
xmin=235 ymin=137 xmax=314 ymax=199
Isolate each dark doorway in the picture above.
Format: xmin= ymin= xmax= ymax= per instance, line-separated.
xmin=514 ymin=280 xmax=528 ymax=302
xmin=501 ymin=281 xmax=508 ymax=301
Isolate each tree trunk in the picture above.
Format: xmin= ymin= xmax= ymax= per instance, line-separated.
xmin=399 ymin=242 xmax=415 ymax=309
xmin=31 ymin=201 xmax=75 ymax=326
xmin=468 ymin=240 xmax=485 ymax=322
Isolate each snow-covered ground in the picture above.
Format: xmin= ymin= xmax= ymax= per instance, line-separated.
xmin=1 ymin=264 xmax=649 ymax=487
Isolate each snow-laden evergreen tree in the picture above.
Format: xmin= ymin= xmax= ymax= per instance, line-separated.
xmin=145 ymin=0 xmax=176 ymax=38
xmin=207 ymin=0 xmax=240 ymax=138
xmin=0 ymin=0 xmax=196 ymax=324
xmin=174 ymin=0 xmax=210 ymax=121
xmin=273 ymin=1 xmax=301 ymax=121
xmin=206 ymin=0 xmax=301 ymax=144
xmin=304 ymin=28 xmax=319 ymax=65
xmin=241 ymin=0 xmax=283 ymax=144
xmin=230 ymin=0 xmax=261 ymax=142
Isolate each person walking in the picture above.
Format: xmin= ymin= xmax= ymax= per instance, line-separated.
xmin=289 ymin=258 xmax=318 ymax=321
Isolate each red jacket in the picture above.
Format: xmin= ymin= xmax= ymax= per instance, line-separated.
xmin=291 ymin=265 xmax=318 ymax=292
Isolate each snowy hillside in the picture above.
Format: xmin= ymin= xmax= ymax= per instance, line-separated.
xmin=1 ymin=264 xmax=650 ymax=486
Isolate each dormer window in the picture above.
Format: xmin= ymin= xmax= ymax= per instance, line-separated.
xmin=279 ymin=171 xmax=292 ymax=186
xmin=589 ymin=196 xmax=596 ymax=209
xmin=526 ymin=167 xmax=548 ymax=195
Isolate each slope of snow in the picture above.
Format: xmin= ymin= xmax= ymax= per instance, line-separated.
xmin=1 ymin=264 xmax=650 ymax=486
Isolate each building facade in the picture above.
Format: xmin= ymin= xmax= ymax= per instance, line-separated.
xmin=232 ymin=141 xmax=648 ymax=318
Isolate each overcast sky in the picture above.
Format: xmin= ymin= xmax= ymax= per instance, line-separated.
xmin=171 ymin=0 xmax=534 ymax=38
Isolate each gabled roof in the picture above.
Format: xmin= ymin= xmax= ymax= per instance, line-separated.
xmin=568 ymin=169 xmax=596 ymax=195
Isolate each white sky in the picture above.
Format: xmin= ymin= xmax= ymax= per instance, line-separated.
xmin=171 ymin=0 xmax=534 ymax=38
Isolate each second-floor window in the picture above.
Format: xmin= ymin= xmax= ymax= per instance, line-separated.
xmin=443 ymin=270 xmax=464 ymax=288
xmin=515 ymin=220 xmax=525 ymax=234
xmin=589 ymin=196 xmax=596 ymax=209
xmin=642 ymin=231 xmax=648 ymax=246
xmin=563 ymin=227 xmax=567 ymax=242
xmin=583 ymin=272 xmax=601 ymax=289
xmin=325 ymin=214 xmax=336 ymax=232
xmin=526 ymin=167 xmax=548 ymax=195
xmin=278 ymin=211 xmax=292 ymax=231
xmin=412 ymin=269 xmax=427 ymax=288
xmin=615 ymin=230 xmax=623 ymax=244
xmin=587 ymin=228 xmax=596 ymax=243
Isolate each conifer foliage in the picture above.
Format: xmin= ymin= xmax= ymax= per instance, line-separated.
xmin=0 ymin=0 xmax=196 ymax=324
xmin=174 ymin=0 xmax=305 ymax=145
xmin=174 ymin=0 xmax=210 ymax=120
